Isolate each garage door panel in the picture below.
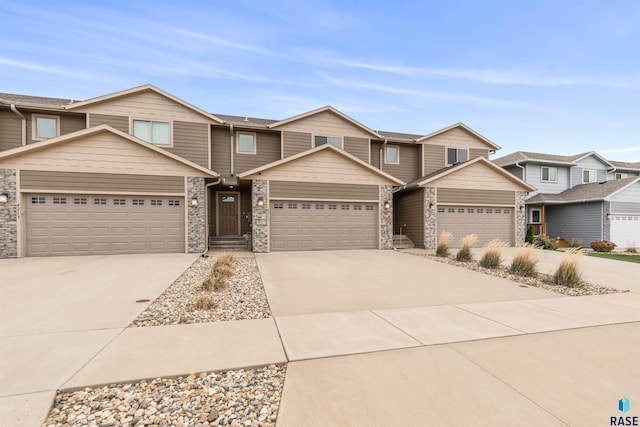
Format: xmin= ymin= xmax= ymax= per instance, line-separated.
xmin=271 ymin=200 xmax=377 ymax=251
xmin=437 ymin=206 xmax=514 ymax=246
xmin=610 ymin=215 xmax=640 ymax=248
xmin=26 ymin=194 xmax=185 ymax=256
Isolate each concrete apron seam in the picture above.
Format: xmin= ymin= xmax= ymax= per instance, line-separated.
xmin=0 ymin=389 xmax=56 ymax=398
xmin=270 ymin=317 xmax=291 ymax=362
xmin=0 ymin=326 xmax=123 ymax=339
xmin=369 ymin=310 xmax=424 ymax=345
xmin=453 ymin=304 xmax=528 ymax=334
xmin=447 ymin=344 xmax=571 ymax=426
xmin=525 ymin=297 xmax=640 ymax=323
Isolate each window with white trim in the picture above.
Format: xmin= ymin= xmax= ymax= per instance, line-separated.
xmin=447 ymin=148 xmax=468 ymax=165
xmin=33 ymin=114 xmax=59 ymax=140
xmin=582 ymin=169 xmax=597 ymax=183
xmin=615 ymin=173 xmax=629 ymax=180
xmin=237 ymin=132 xmax=256 ymax=154
xmin=314 ymin=135 xmax=342 ymax=148
xmin=541 ymin=166 xmax=557 ymax=182
xmin=133 ymin=120 xmax=170 ymax=145
xmin=385 ymin=145 xmax=399 ymax=164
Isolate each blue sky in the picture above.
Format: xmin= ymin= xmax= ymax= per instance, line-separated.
xmin=1 ymin=0 xmax=639 ymax=161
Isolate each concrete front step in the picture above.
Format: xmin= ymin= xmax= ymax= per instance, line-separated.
xmin=209 ymin=236 xmax=249 ymax=250
xmin=393 ymin=234 xmax=415 ymax=249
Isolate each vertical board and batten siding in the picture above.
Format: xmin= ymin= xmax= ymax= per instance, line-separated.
xmin=0 ymin=109 xmax=22 ymax=151
xmin=394 ymin=188 xmax=424 ymax=248
xmin=276 ymin=110 xmax=373 ymax=139
xmin=572 ymin=156 xmax=609 ymax=184
xmin=20 ymin=170 xmax=184 ymax=193
xmin=343 ymin=136 xmax=369 ymax=163
xmin=469 ymin=148 xmax=489 ymax=160
xmin=437 ymin=188 xmax=515 ymax=205
xmin=424 ymin=145 xmax=446 ymax=175
xmin=210 ymin=127 xmax=231 ymax=175
xmin=269 ymin=181 xmax=379 ymax=200
xmin=164 ymin=121 xmax=209 ymax=168
xmin=546 ymin=202 xmax=602 ymax=244
xmin=234 ymin=131 xmax=281 ymax=173
xmin=283 ymin=131 xmax=311 ymax=158
xmin=380 ymin=144 xmax=420 ymax=183
xmin=525 ymin=163 xmax=570 ymax=194
xmin=88 ymin=113 xmax=129 ymax=132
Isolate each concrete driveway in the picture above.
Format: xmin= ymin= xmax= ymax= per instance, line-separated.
xmin=0 ymin=253 xmax=199 ymax=426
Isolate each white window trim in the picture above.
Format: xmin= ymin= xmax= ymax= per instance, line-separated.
xmin=530 ymin=208 xmax=542 ymax=223
xmin=32 ymin=114 xmax=60 ymax=140
xmin=446 ymin=147 xmax=469 ymax=166
xmin=615 ymin=172 xmax=629 ymax=180
xmin=540 ymin=166 xmax=558 ymax=183
xmin=130 ymin=118 xmax=173 ymax=147
xmin=582 ymin=169 xmax=597 ymax=184
xmin=384 ymin=145 xmax=400 ymax=164
xmin=236 ymin=131 xmax=257 ymax=154
xmin=313 ymin=134 xmax=343 ymax=149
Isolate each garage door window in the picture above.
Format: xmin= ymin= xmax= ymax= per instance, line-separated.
xmin=366 ymin=205 xmax=374 ymax=211
xmin=94 ymin=198 xmax=107 ymax=205
xmin=168 ymin=200 xmax=181 ymax=206
xmin=315 ymin=204 xmax=324 ymax=209
xmin=329 ymin=204 xmax=337 ymax=210
xmin=53 ymin=197 xmax=67 ymax=205
xmin=302 ymin=203 xmax=311 ymax=209
xmin=132 ymin=199 xmax=144 ymax=206
xmin=74 ymin=198 xmax=87 ymax=205
xmin=151 ymin=199 xmax=163 ymax=206
xmin=273 ymin=203 xmax=283 ymax=209
xmin=31 ymin=197 xmax=45 ymax=204
xmin=288 ymin=203 xmax=297 ymax=209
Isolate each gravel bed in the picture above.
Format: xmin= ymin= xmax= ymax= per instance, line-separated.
xmin=131 ymin=256 xmax=271 ymax=327
xmin=412 ymin=253 xmax=625 ymax=296
xmin=44 ymin=365 xmax=286 ymax=427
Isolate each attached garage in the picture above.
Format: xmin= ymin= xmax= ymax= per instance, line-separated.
xmin=609 ymin=215 xmax=640 ymax=249
xmin=437 ymin=206 xmax=514 ymax=246
xmin=270 ymin=201 xmax=378 ymax=251
xmin=25 ymin=194 xmax=184 ymax=256
xmin=0 ymin=125 xmax=217 ymax=258
xmin=238 ymin=144 xmax=403 ymax=253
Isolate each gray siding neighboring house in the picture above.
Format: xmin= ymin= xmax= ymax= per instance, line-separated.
xmin=546 ymin=202 xmax=603 ymax=245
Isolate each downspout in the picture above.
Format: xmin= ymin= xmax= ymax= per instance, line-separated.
xmin=229 ymin=123 xmax=234 ymax=176
xmin=10 ymin=104 xmax=26 ymax=146
xmin=515 ymin=161 xmax=525 ymax=181
xmin=203 ymin=177 xmax=223 ymax=255
xmin=379 ymin=137 xmax=388 ymax=170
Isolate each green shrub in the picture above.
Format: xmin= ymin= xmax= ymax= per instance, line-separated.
xmin=436 ymin=231 xmax=452 ymax=258
xmin=553 ymin=248 xmax=583 ymax=287
xmin=479 ymin=240 xmax=508 ymax=269
xmin=569 ymin=239 xmax=583 ymax=248
xmin=525 ymin=226 xmax=534 ymax=244
xmin=534 ymin=235 xmax=558 ymax=250
xmin=212 ymin=272 xmax=227 ymax=292
xmin=590 ymin=240 xmax=616 ymax=253
xmin=201 ymin=278 xmax=212 ymax=291
xmin=509 ymin=245 xmax=539 ymax=277
xmin=455 ymin=234 xmax=477 ymax=262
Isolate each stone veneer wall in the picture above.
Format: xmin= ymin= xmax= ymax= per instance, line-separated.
xmin=252 ymin=179 xmax=269 ymax=252
xmin=380 ymin=185 xmax=394 ymax=249
xmin=603 ymin=201 xmax=611 ymax=242
xmin=515 ymin=191 xmax=526 ymax=246
xmin=187 ymin=177 xmax=206 ymax=253
xmin=424 ymin=187 xmax=437 ymax=249
xmin=0 ymin=169 xmax=18 ymax=258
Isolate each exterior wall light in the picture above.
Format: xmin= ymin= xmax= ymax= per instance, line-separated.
xmin=428 ymin=202 xmax=434 ymax=209
xmin=191 ymin=197 xmax=199 ymax=208
xmin=384 ymin=201 xmax=391 ymax=210
xmin=0 ymin=193 xmax=8 ymax=204
xmin=257 ymin=196 xmax=264 ymax=207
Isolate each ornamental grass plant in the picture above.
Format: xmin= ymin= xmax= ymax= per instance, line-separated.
xmin=479 ymin=239 xmax=508 ymax=269
xmin=509 ymin=244 xmax=539 ymax=277
xmin=455 ymin=234 xmax=478 ymax=262
xmin=436 ymin=231 xmax=452 ymax=258
xmin=553 ymin=248 xmax=583 ymax=287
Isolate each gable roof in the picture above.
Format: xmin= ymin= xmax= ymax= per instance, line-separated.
xmin=415 ymin=123 xmax=501 ymax=151
xmin=65 ymin=84 xmax=224 ymax=124
xmin=0 ymin=124 xmax=219 ymax=178
xmin=238 ymin=143 xmax=404 ymax=185
xmin=0 ymin=93 xmax=72 ymax=109
xmin=610 ymin=160 xmax=640 ymax=172
xmin=493 ymin=150 xmax=616 ymax=168
xmin=526 ymin=177 xmax=639 ymax=204
xmin=408 ymin=156 xmax=535 ymax=191
xmin=266 ymin=106 xmax=383 ymax=139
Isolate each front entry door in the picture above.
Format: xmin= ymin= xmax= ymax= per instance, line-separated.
xmin=218 ymin=193 xmax=239 ymax=235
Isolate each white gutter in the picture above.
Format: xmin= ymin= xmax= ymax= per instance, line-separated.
xmin=10 ymin=104 xmax=26 ymax=146
xmin=515 ymin=161 xmax=526 ymax=181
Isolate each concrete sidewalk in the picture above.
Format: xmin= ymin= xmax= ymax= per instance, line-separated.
xmin=276 ymin=322 xmax=640 ymax=427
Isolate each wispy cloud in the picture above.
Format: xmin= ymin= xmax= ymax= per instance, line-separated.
xmin=336 ymin=60 xmax=640 ymax=89
xmin=169 ymin=28 xmax=289 ymax=59
xmin=320 ymin=73 xmax=537 ymax=109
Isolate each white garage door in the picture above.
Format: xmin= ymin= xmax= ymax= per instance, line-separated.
xmin=270 ymin=201 xmax=378 ymax=251
xmin=610 ymin=215 xmax=640 ymax=249
xmin=25 ymin=194 xmax=184 ymax=256
xmin=437 ymin=206 xmax=514 ymax=246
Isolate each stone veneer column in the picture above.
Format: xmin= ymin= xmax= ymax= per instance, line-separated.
xmin=0 ymin=169 xmax=18 ymax=258
xmin=603 ymin=201 xmax=611 ymax=242
xmin=515 ymin=191 xmax=526 ymax=245
xmin=187 ymin=177 xmax=206 ymax=253
xmin=424 ymin=187 xmax=437 ymax=249
xmin=380 ymin=185 xmax=394 ymax=249
xmin=252 ymin=179 xmax=269 ymax=253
